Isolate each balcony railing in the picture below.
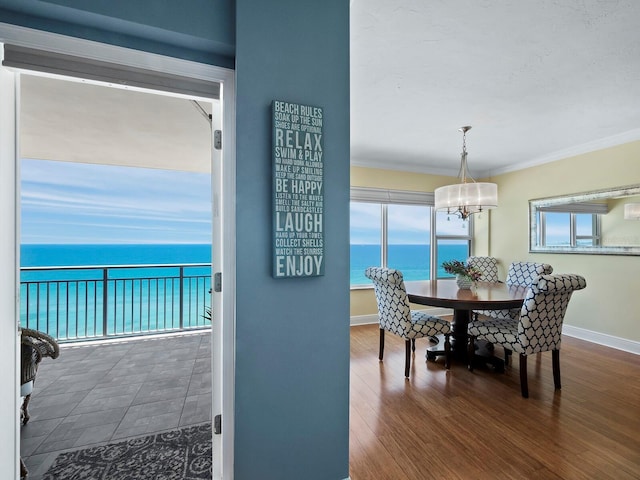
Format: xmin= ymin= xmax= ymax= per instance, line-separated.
xmin=20 ymin=263 xmax=211 ymax=342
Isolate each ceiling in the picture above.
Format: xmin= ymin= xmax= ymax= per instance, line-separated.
xmin=350 ymin=0 xmax=640 ymax=178
xmin=20 ymin=74 xmax=214 ymax=173
xmin=18 ymin=1 xmax=640 ymax=179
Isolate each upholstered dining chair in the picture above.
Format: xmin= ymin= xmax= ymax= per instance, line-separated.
xmin=467 ymin=274 xmax=586 ymax=398
xmin=477 ymin=261 xmax=554 ymax=321
xmin=365 ymin=267 xmax=452 ymax=377
xmin=466 ymin=256 xmax=500 ymax=282
xmin=467 ymin=256 xmax=500 ymax=321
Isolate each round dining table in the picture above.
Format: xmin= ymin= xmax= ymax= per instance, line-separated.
xmin=404 ymin=279 xmax=528 ymax=367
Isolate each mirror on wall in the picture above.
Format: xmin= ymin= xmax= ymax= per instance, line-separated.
xmin=529 ymin=184 xmax=640 ymax=255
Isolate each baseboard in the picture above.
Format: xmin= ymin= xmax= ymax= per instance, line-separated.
xmin=350 ymin=308 xmax=453 ymax=326
xmin=563 ymin=325 xmax=640 ymax=355
xmin=350 ymin=314 xmax=378 ymax=326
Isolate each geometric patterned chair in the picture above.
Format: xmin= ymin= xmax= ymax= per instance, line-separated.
xmin=467 ymin=256 xmax=500 ymax=320
xmin=506 ymin=261 xmax=554 ymax=286
xmin=466 ymin=256 xmax=500 ymax=282
xmin=365 ymin=267 xmax=452 ymax=377
xmin=467 ymin=274 xmax=586 ymax=397
xmin=480 ymin=261 xmax=554 ymax=321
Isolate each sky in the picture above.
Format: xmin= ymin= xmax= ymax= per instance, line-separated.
xmin=350 ymin=202 xmax=470 ymax=244
xmin=21 ymin=159 xmax=212 ymax=244
xmin=542 ymin=212 xmax=597 ymax=245
xmin=22 ymin=159 xmax=570 ymax=246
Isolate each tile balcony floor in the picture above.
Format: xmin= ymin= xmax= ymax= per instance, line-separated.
xmin=20 ymin=330 xmax=212 ymax=479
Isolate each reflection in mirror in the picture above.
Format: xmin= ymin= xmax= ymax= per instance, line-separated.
xmin=529 ymin=184 xmax=640 ymax=255
xmin=624 ymin=202 xmax=640 ymax=220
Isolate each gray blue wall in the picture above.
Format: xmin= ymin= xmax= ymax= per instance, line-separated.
xmin=235 ymin=1 xmax=350 ymax=478
xmin=0 ymin=1 xmax=351 ymax=478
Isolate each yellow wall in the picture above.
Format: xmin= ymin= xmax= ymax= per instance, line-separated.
xmin=490 ymin=141 xmax=640 ymax=342
xmin=351 ymin=142 xmax=640 ymax=343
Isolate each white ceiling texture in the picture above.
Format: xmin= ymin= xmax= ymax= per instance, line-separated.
xmin=350 ymin=0 xmax=640 ymax=178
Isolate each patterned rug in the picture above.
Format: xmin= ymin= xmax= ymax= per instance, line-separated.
xmin=43 ymin=423 xmax=212 ymax=480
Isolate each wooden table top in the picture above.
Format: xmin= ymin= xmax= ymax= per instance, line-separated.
xmin=405 ymin=279 xmax=528 ymax=310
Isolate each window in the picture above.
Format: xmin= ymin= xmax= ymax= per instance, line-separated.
xmin=387 ymin=204 xmax=431 ymax=280
xmin=539 ymin=211 xmax=601 ymax=247
xmin=575 ymin=213 xmax=600 ymax=246
xmin=350 ymin=203 xmax=381 ymax=285
xmin=435 ymin=211 xmax=472 ymax=278
xmin=350 ymin=188 xmax=472 ymax=286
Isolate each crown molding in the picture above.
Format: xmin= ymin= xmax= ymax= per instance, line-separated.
xmin=351 ymin=128 xmax=640 ymax=179
xmin=485 ymin=128 xmax=640 ymax=177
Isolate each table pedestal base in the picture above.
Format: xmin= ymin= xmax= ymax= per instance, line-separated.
xmin=424 ymin=308 xmax=505 ymax=372
xmin=470 ymin=340 xmax=505 ymax=373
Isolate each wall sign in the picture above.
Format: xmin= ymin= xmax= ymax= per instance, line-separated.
xmin=272 ymin=100 xmax=324 ymax=278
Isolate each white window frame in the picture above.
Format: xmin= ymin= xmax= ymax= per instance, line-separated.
xmin=350 ymin=187 xmax=473 ymax=287
xmin=539 ymin=211 xmax=602 ymax=247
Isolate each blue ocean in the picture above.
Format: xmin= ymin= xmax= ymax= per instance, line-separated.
xmin=350 ymin=244 xmax=467 ymax=285
xmin=21 ymin=244 xmax=211 ymax=268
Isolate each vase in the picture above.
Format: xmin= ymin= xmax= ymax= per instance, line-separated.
xmin=456 ymin=274 xmax=474 ymax=290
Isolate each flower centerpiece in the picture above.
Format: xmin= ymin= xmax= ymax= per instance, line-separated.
xmin=442 ymin=260 xmax=482 ymax=289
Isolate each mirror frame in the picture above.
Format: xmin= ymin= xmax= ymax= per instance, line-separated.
xmin=529 ymin=184 xmax=640 ymax=255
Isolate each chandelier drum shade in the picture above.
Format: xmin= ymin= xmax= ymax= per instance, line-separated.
xmin=434 ymin=126 xmax=498 ymax=220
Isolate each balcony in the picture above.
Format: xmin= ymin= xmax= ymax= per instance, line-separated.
xmin=21 ymin=331 xmax=212 ymax=478
xmin=19 ymin=264 xmax=213 ymax=478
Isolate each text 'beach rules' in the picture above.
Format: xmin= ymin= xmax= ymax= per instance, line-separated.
xmin=272 ymin=100 xmax=324 ymax=278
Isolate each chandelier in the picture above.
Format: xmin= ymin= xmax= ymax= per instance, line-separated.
xmin=434 ymin=126 xmax=498 ymax=220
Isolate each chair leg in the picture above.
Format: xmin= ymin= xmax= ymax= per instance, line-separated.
xmin=519 ymin=354 xmax=529 ymax=398
xmin=22 ymin=394 xmax=31 ymax=425
xmin=552 ymin=349 xmax=561 ymax=390
xmin=411 ymin=338 xmax=416 ymax=352
xmin=379 ymin=328 xmax=385 ymax=361
xmin=20 ymin=457 xmax=28 ymax=478
xmin=404 ymin=340 xmax=411 ymax=378
xmin=467 ymin=336 xmax=475 ymax=371
xmin=504 ymin=348 xmax=512 ymax=366
xmin=444 ymin=334 xmax=451 ymax=369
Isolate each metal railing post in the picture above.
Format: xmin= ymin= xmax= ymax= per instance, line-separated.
xmin=179 ymin=266 xmax=184 ymax=329
xmin=102 ymin=267 xmax=108 ymax=338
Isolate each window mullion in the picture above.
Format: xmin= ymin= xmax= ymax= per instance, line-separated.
xmin=430 ymin=206 xmax=437 ymax=279
xmin=381 ymin=203 xmax=388 ymax=267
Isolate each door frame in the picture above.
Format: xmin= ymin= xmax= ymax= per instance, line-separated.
xmin=0 ymin=24 xmax=236 ymax=479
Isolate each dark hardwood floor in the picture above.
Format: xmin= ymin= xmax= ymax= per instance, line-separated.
xmin=349 ymin=324 xmax=640 ymax=480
